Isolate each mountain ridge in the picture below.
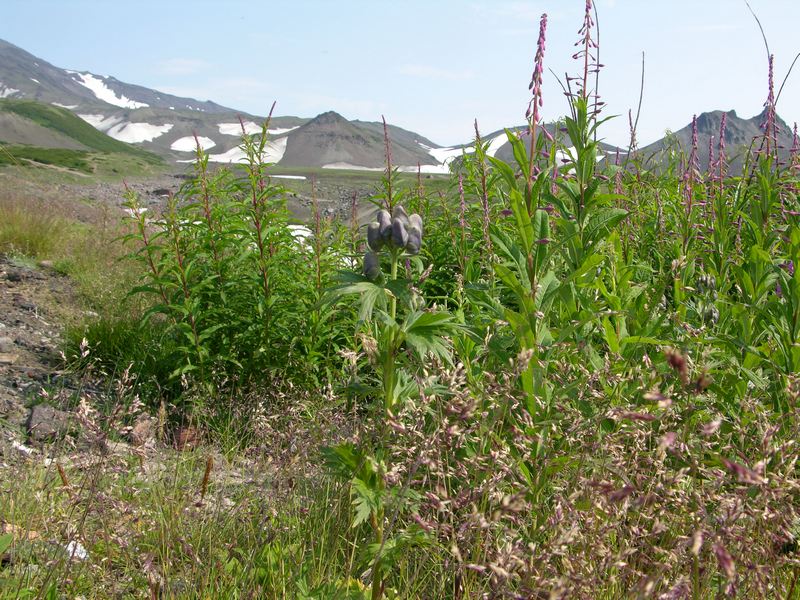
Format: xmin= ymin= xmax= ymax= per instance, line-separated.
xmin=1 ymin=37 xmax=794 ymax=174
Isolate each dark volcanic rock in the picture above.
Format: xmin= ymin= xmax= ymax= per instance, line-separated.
xmin=26 ymin=404 xmax=71 ymax=443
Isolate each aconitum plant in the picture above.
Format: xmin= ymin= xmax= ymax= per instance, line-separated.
xmin=363 ymin=205 xmax=423 ymax=281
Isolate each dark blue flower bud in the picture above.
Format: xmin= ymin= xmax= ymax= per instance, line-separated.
xmin=377 ymin=210 xmax=392 ymax=240
xmin=392 ymin=205 xmax=410 ymax=228
xmin=409 ymin=213 xmax=423 ymax=238
xmin=363 ymin=251 xmax=381 ymax=280
xmin=367 ymin=222 xmax=384 ymax=252
xmin=406 ymin=225 xmax=421 ymax=254
xmin=391 ymin=218 xmax=408 ymax=249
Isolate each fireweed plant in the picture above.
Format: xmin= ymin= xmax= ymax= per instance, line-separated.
xmin=47 ymin=1 xmax=800 ymax=597
xmin=119 ymin=111 xmax=356 ymax=407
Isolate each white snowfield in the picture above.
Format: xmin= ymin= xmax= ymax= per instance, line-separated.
xmin=487 ymin=133 xmax=509 ymax=157
xmin=30 ymin=78 xmax=40 ymax=84
xmin=52 ymin=102 xmax=78 ymax=109
xmin=78 ymin=114 xmax=124 ymax=131
xmin=69 ymin=71 xmax=149 ymax=109
xmin=395 ymin=132 xmax=510 ymax=174
xmin=322 ymin=163 xmax=383 ymax=171
xmin=177 ymin=137 xmax=288 ymax=164
xmin=322 ymin=162 xmax=450 ymax=174
xmin=170 ymin=136 xmax=216 ymax=152
xmin=218 ymin=121 xmax=261 ymax=136
xmin=0 ymin=84 xmax=20 ymax=98
xmin=272 ymin=175 xmax=306 ymax=180
xmin=399 ymin=164 xmax=450 ymax=174
xmin=429 ymin=145 xmax=475 ymax=165
xmin=79 ymin=114 xmax=173 ymax=143
xmin=208 ymin=136 xmax=287 ymax=163
xmin=288 ymin=224 xmax=312 ymax=242
xmin=267 ymin=126 xmax=299 ymax=135
xmin=107 ymin=122 xmax=174 ymax=144
xmin=218 ymin=123 xmax=299 ymax=137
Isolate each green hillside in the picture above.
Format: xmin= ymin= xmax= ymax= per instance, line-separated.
xmin=0 ymin=145 xmax=91 ymax=172
xmin=0 ymin=99 xmax=162 ymax=163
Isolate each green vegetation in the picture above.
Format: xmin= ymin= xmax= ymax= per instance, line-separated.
xmin=0 ymin=144 xmax=92 ymax=172
xmin=3 ymin=4 xmax=800 ymax=598
xmin=0 ymin=99 xmax=162 ymax=162
xmin=0 ymin=99 xmax=164 ymax=176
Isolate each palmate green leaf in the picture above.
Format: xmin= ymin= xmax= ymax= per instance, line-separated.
xmin=321 ymin=442 xmax=363 ymax=480
xmin=401 ymin=311 xmax=459 ymax=363
xmin=351 ymin=478 xmax=381 ymax=528
xmin=365 ymin=526 xmax=430 ymax=565
xmin=324 ymin=272 xmax=388 ymax=323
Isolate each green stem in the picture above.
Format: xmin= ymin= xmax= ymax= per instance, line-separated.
xmin=370 ymin=507 xmax=385 ymax=600
xmin=389 ymin=250 xmax=399 ymax=320
xmin=384 ymin=250 xmax=400 ymax=414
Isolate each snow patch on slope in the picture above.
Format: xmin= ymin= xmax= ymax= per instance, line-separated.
xmin=487 ymin=133 xmax=508 ymax=157
xmin=107 ymin=122 xmax=174 ymax=143
xmin=322 ymin=163 xmax=383 ymax=171
xmin=52 ymin=102 xmax=78 ymax=109
xmin=171 ymin=136 xmax=216 ymax=152
xmin=218 ymin=121 xmax=261 ymax=136
xmin=218 ymin=123 xmax=300 ymax=137
xmin=208 ymin=137 xmax=287 ymax=163
xmin=268 ymin=126 xmax=299 ymax=135
xmin=71 ymin=72 xmax=149 ymax=109
xmin=0 ymin=84 xmax=20 ymax=98
xmin=399 ymin=164 xmax=452 ymax=174
xmin=79 ymin=114 xmax=124 ymax=131
xmin=179 ymin=137 xmax=288 ymax=164
xmin=429 ymin=146 xmax=474 ymax=164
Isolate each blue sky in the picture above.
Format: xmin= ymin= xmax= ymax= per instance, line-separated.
xmin=4 ymin=0 xmax=800 ymax=147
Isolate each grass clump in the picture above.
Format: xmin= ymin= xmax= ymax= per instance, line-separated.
xmin=0 ymin=194 xmax=72 ymax=257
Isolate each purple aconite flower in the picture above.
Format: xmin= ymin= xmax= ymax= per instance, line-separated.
xmin=377 ymin=209 xmax=392 ymax=241
xmin=367 ymin=222 xmax=384 ymax=252
xmin=409 ymin=213 xmax=423 ymax=238
xmin=363 ymin=251 xmax=380 ymax=280
xmin=406 ymin=226 xmax=422 ymax=255
xmin=365 ymin=204 xmax=424 ymax=260
xmin=391 ymin=218 xmax=409 ymax=249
